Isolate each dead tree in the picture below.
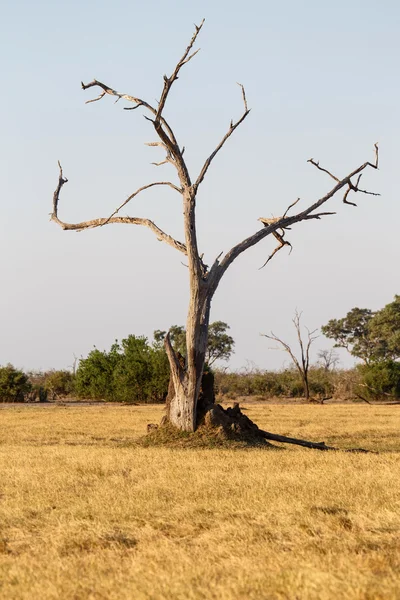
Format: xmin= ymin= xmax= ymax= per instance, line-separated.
xmin=317 ymin=349 xmax=340 ymax=372
xmin=262 ymin=311 xmax=318 ymax=401
xmin=51 ymin=20 xmax=379 ymax=447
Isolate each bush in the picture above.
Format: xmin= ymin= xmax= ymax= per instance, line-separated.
xmin=215 ymin=366 xmax=342 ymax=400
xmin=75 ymin=336 xmax=170 ymax=403
xmin=0 ymin=365 xmax=31 ymax=402
xmin=74 ymin=345 xmax=120 ymax=400
xmin=356 ymin=361 xmax=400 ymax=401
xmin=44 ymin=370 xmax=75 ymax=399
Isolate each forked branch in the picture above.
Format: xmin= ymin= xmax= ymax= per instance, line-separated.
xmin=308 ymin=143 xmax=379 ymax=206
xmin=261 ymin=311 xmax=318 ymax=401
xmin=208 ymin=144 xmax=379 ymax=290
xmin=258 ymin=229 xmax=292 ymax=269
xmin=51 ymin=163 xmax=187 ymax=255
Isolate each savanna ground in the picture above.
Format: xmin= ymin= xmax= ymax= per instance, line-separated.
xmin=0 ymin=402 xmax=399 ymax=600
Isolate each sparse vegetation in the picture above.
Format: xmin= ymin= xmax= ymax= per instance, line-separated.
xmin=0 ymin=402 xmax=399 ymax=600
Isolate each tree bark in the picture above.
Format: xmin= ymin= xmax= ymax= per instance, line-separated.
xmin=164 ymin=273 xmax=211 ymax=431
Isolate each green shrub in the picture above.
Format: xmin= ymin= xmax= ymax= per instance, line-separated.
xmin=75 ymin=336 xmax=169 ymax=403
xmin=215 ymin=366 xmax=340 ymax=400
xmin=0 ymin=365 xmax=31 ymax=402
xmin=44 ymin=370 xmax=75 ymax=399
xmin=356 ymin=361 xmax=400 ymax=401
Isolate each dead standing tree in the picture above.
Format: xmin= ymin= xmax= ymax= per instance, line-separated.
xmin=262 ymin=311 xmax=318 ymax=402
xmin=52 ymin=21 xmax=379 ymax=449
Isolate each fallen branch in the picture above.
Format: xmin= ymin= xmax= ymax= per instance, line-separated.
xmin=203 ymin=402 xmax=375 ymax=453
xmin=259 ymin=428 xmax=373 ymax=452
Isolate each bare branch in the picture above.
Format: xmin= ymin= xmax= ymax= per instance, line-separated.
xmin=207 ymin=144 xmax=379 ymax=290
xmin=309 ymin=143 xmax=379 ymax=207
xmin=151 ymin=160 xmax=170 ymax=167
xmin=80 ymin=22 xmax=204 ymax=193
xmin=237 ymin=82 xmax=248 ymax=111
xmin=155 ymin=19 xmax=205 ymax=121
xmin=194 ymin=84 xmax=251 ymax=190
xmin=51 ymin=164 xmax=187 ymax=255
xmin=262 ymin=311 xmax=318 ymax=401
xmin=102 ymin=181 xmax=182 ymax=226
xmin=164 ymin=332 xmax=185 ymax=390
xmin=282 ymin=197 xmax=300 ymax=219
xmin=259 ymin=230 xmax=292 ymax=270
xmin=258 ymin=428 xmax=374 ymax=452
xmin=80 ymin=79 xmax=179 ymax=150
xmin=261 ymin=331 xmax=302 ymax=374
xmin=82 ymin=79 xmax=149 ymax=109
xmin=307 ymin=158 xmax=340 ymax=182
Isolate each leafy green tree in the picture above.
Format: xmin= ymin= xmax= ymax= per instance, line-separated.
xmin=368 ymin=296 xmax=400 ymax=361
xmin=321 ymin=307 xmax=375 ymax=364
xmin=153 ymin=321 xmax=234 ymax=366
xmin=154 ymin=326 xmax=186 ymax=357
xmin=0 ymin=365 xmax=31 ymax=402
xmin=322 ymin=297 xmax=400 ymax=364
xmin=75 ymin=336 xmax=169 ymax=402
xmin=206 ymin=321 xmax=235 ymax=366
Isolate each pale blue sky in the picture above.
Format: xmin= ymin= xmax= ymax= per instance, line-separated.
xmin=1 ymin=0 xmax=399 ymax=372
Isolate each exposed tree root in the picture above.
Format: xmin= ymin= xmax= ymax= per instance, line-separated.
xmin=147 ymin=402 xmax=375 ymax=453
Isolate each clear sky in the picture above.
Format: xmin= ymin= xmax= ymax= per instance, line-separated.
xmin=1 ymin=0 xmax=399 ymax=373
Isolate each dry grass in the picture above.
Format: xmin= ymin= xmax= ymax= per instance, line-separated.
xmin=0 ymin=402 xmax=399 ymax=600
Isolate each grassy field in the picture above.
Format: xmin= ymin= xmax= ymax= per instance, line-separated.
xmin=0 ymin=402 xmax=399 ymax=600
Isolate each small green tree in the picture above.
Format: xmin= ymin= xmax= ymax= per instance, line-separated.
xmin=154 ymin=326 xmax=186 ymax=357
xmin=0 ymin=365 xmax=31 ymax=402
xmin=321 ymin=307 xmax=375 ymax=364
xmin=322 ymin=297 xmax=400 ymax=364
xmin=368 ymin=296 xmax=400 ymax=361
xmin=154 ymin=321 xmax=234 ymax=366
xmin=206 ymin=321 xmax=235 ymax=366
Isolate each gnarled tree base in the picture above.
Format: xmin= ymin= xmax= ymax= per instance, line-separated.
xmin=145 ymin=403 xmax=275 ymax=448
xmin=147 ymin=371 xmax=374 ymax=452
xmin=147 ymin=402 xmax=374 ymax=452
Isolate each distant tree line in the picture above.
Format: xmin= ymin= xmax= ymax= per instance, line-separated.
xmin=1 ymin=299 xmax=399 ymax=404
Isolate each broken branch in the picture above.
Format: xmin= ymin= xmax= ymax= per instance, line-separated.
xmin=259 ymin=230 xmax=292 ymax=269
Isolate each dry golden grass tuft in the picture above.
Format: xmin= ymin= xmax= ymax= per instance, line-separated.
xmin=0 ymin=402 xmax=399 ymax=599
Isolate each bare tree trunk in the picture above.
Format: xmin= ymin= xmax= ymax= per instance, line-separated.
xmin=262 ymin=311 xmax=317 ymax=402
xmin=165 ymin=271 xmax=211 ymax=431
xmin=302 ymin=374 xmax=310 ymax=401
